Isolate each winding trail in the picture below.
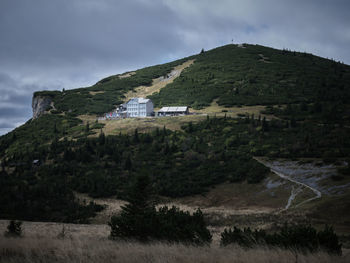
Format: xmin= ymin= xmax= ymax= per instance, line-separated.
xmin=254 ymin=157 xmax=322 ymax=210
xmin=285 ymin=185 xmax=302 ymax=210
xmin=123 ymin=59 xmax=195 ymax=102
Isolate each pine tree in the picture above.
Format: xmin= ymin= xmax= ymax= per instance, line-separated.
xmin=262 ymin=116 xmax=269 ymax=132
xmin=133 ymin=129 xmax=139 ymax=143
xmin=108 ymin=175 xmax=212 ymax=244
xmin=124 ymin=155 xmax=132 ymax=170
xmin=108 ymin=175 xmax=156 ymax=241
xmin=98 ymin=130 xmax=105 ymax=145
xmin=85 ymin=122 xmax=90 ymax=133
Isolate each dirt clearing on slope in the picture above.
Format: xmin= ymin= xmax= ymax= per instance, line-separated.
xmin=124 ymin=59 xmax=195 ymax=102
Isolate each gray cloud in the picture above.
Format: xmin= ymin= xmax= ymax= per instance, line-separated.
xmin=0 ymin=0 xmax=349 ymax=135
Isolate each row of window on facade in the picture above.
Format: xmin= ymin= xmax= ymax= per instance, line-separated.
xmin=104 ymin=98 xmax=189 ymax=119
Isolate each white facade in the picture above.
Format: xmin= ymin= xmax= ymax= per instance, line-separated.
xmin=126 ymin=98 xmax=154 ymax=117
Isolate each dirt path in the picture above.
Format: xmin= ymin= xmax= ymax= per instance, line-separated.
xmin=254 ymin=157 xmax=322 ymax=210
xmin=123 ymin=59 xmax=195 ymax=102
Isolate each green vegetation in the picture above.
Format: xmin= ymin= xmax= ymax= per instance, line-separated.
xmin=0 ymin=43 xmax=350 ymax=224
xmin=221 ymin=224 xmax=342 ymax=255
xmin=2 ymin=113 xmax=350 ymax=222
xmin=33 ymin=44 xmax=350 ymax=116
xmin=0 ymin=114 xmax=82 ymax=156
xmin=1 ymin=112 xmax=350 ymax=224
xmin=34 ymin=58 xmax=190 ymax=116
xmin=0 ymin=166 xmax=103 ymax=223
xmin=109 ymin=175 xmax=212 ymax=244
xmin=149 ymin=44 xmax=350 ymax=109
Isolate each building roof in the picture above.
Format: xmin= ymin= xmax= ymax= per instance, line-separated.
xmin=127 ymin=97 xmax=151 ymax=104
xmin=138 ymin=98 xmax=150 ymax=103
xmin=158 ymin=106 xmax=188 ymax=112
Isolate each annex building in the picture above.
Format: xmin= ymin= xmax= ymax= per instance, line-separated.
xmin=126 ymin=97 xmax=154 ymax=117
xmin=157 ymin=106 xmax=189 ymax=116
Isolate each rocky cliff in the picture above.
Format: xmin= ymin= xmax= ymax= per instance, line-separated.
xmin=32 ymin=95 xmax=52 ymax=119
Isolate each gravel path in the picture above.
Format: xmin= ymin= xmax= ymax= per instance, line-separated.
xmin=254 ymin=157 xmax=322 ymax=210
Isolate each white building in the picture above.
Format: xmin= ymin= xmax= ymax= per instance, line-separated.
xmin=157 ymin=106 xmax=189 ymax=116
xmin=126 ymin=98 xmax=154 ymax=117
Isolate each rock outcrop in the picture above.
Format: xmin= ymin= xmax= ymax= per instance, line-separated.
xmin=32 ymin=95 xmax=52 ymax=119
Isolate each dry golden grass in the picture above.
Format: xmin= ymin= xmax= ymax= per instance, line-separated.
xmin=1 ymin=234 xmax=348 ymax=263
xmin=77 ymin=101 xmax=279 ymax=137
xmin=118 ymin=71 xmax=136 ymax=79
xmin=75 ymin=192 xmax=127 ymax=224
xmin=95 ymin=114 xmax=206 ymax=135
xmin=75 ymin=177 xmax=291 ymax=225
xmin=77 ymin=114 xmax=98 ymax=124
xmin=89 ymin=91 xmax=105 ymax=95
xmin=72 ymin=177 xmax=318 ymax=241
xmin=123 ymin=59 xmax=195 ymax=102
xmin=192 ymin=99 xmax=277 ymax=120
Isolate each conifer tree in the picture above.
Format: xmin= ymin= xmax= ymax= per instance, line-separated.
xmin=133 ymin=129 xmax=139 ymax=143
xmin=98 ymin=130 xmax=105 ymax=145
xmin=109 ymin=175 xmax=156 ymax=241
xmin=108 ymin=175 xmax=212 ymax=244
xmin=124 ymin=155 xmax=132 ymax=170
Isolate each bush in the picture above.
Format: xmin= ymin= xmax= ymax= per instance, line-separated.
xmin=108 ymin=175 xmax=212 ymax=244
xmin=156 ymin=206 xmax=212 ymax=244
xmin=4 ymin=220 xmax=22 ymax=237
xmin=337 ymin=161 xmax=350 ymax=176
xmin=220 ymin=224 xmax=342 ymax=255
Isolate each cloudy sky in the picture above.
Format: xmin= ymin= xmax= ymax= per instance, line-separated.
xmin=0 ymin=0 xmax=349 ymax=135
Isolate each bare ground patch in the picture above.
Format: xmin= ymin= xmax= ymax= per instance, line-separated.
xmin=258 ymin=53 xmax=272 ymax=63
xmin=118 ymin=71 xmax=136 ymax=79
xmin=97 ymin=114 xmax=206 ymax=135
xmin=192 ymin=99 xmax=278 ymax=120
xmin=89 ymin=91 xmax=105 ymax=95
xmin=124 ymin=59 xmax=195 ymax=102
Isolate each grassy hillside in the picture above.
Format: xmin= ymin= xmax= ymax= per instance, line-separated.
xmin=1 ymin=43 xmax=350 ymax=223
xmin=34 ymin=57 xmax=191 ymax=116
xmin=34 ymin=44 xmax=350 ymax=115
xmin=2 ymin=114 xmax=350 ymax=222
xmin=149 ymin=44 xmax=350 ymax=109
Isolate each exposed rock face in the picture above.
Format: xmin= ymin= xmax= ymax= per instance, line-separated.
xmin=32 ymin=95 xmax=52 ymax=119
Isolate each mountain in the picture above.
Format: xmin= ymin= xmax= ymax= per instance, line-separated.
xmin=32 ymin=44 xmax=350 ymax=116
xmin=0 ymin=44 xmax=349 ymax=232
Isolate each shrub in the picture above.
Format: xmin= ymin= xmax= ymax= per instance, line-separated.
xmin=108 ymin=175 xmax=212 ymax=244
xmin=156 ymin=206 xmax=212 ymax=245
xmin=220 ymin=224 xmax=342 ymax=255
xmin=4 ymin=220 xmax=22 ymax=237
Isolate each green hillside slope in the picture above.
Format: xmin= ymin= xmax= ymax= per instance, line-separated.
xmin=1 ymin=43 xmax=350 ymax=223
xmin=34 ymin=57 xmax=191 ymax=116
xmin=34 ymin=44 xmax=350 ymax=115
xmin=150 ymin=44 xmax=350 ymax=108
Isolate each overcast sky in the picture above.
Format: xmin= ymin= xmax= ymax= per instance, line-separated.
xmin=0 ymin=0 xmax=349 ymax=135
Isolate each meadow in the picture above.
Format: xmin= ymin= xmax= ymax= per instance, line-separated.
xmin=1 ymin=232 xmax=348 ymax=263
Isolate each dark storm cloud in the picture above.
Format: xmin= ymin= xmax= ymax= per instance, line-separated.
xmin=0 ymin=0 xmax=349 ymax=135
xmin=163 ymin=0 xmax=350 ymax=63
xmin=0 ymin=0 xmax=183 ymax=71
xmin=0 ymin=0 xmax=187 ymax=135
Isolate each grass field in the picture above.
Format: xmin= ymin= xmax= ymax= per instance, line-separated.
xmin=89 ymin=114 xmax=207 ymax=135
xmin=191 ymin=99 xmax=278 ymax=119
xmin=78 ymin=101 xmax=278 ymax=137
xmin=71 ymin=171 xmax=323 ymax=242
xmin=0 ymin=233 xmax=348 ymax=263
